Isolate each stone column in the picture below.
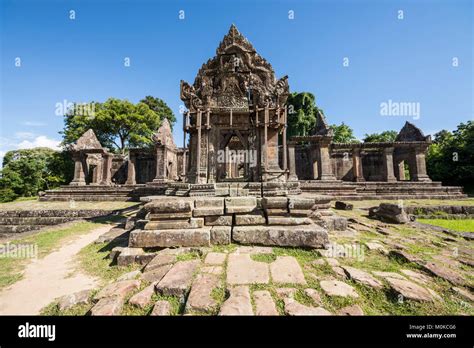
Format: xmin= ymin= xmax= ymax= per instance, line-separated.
xmin=263 ymin=105 xmax=269 ymax=177
xmin=397 ymin=161 xmax=406 ymax=181
xmin=412 ymin=147 xmax=431 ymax=182
xmin=352 ymin=147 xmax=365 ymax=182
xmin=382 ymin=147 xmax=397 ymax=182
xmin=100 ymin=153 xmax=112 ymax=185
xmin=318 ymin=140 xmax=336 ymax=181
xmin=182 ymin=149 xmax=187 ymax=180
xmin=282 ymin=106 xmax=288 ymax=171
xmin=154 ymin=146 xmax=167 ymax=182
xmin=70 ymin=152 xmax=86 ymax=186
xmin=196 ymin=110 xmax=202 ymax=183
xmin=287 ymin=143 xmax=298 ymax=181
xmin=126 ymin=153 xmax=136 ymax=185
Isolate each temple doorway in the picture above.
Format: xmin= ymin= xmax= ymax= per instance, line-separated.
xmin=218 ymin=131 xmax=248 ymax=182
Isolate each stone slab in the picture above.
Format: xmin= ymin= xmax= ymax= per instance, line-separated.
xmin=204 ymin=215 xmax=232 ymax=226
xmin=129 ymin=229 xmax=210 ymax=248
xmin=141 ymin=264 xmax=173 ymax=283
xmin=270 ymin=256 xmax=306 ymax=285
xmin=144 ymin=218 xmax=203 ymax=230
xmin=342 ymin=266 xmax=383 ymax=289
xmin=226 ymin=254 xmax=269 ymax=285
xmin=219 ymin=286 xmax=253 ymax=315
xmin=232 ymin=225 xmax=329 ymax=248
xmin=320 ymin=280 xmax=359 ymax=298
xmin=225 ymin=197 xmax=257 ymax=214
xmin=156 ymin=259 xmax=201 ymax=296
xmin=193 ymin=208 xmax=224 ymax=217
xmin=385 ymin=277 xmax=435 ymax=302
xmin=194 ymin=197 xmax=224 ymax=208
xmin=267 ymin=217 xmax=312 ymax=226
xmin=204 ymin=252 xmax=227 ymax=265
xmin=253 ymin=290 xmax=278 ymax=316
xmin=90 ymin=296 xmax=123 ymax=316
xmin=143 ymin=254 xmax=176 ymax=272
xmin=95 ymin=280 xmax=141 ymax=301
xmin=128 ymin=284 xmax=156 ymax=308
xmin=288 ymin=197 xmax=315 ymax=210
xmin=283 ymin=298 xmax=331 ymax=316
xmin=185 ymin=273 xmax=220 ymax=314
xmin=150 ymin=300 xmax=171 ymax=316
xmin=148 ymin=212 xmax=192 ymax=220
xmin=235 ymin=213 xmax=266 ymax=225
xmin=145 ymin=200 xmax=192 ymax=214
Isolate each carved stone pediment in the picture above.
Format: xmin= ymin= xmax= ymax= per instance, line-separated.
xmin=153 ymin=118 xmax=176 ymax=149
xmin=180 ymin=24 xmax=289 ymax=111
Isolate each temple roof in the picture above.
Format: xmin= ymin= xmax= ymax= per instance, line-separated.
xmin=180 ymin=24 xmax=289 ymax=111
xmin=153 ymin=118 xmax=176 ymax=148
xmin=396 ymin=121 xmax=431 ymax=142
xmin=71 ymin=129 xmax=104 ymax=152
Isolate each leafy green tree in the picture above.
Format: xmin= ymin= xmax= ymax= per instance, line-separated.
xmin=330 ymin=123 xmax=359 ymax=143
xmin=0 ymin=148 xmax=73 ymax=202
xmin=140 ymin=96 xmax=176 ymax=129
xmin=61 ymin=98 xmax=162 ymax=154
xmin=363 ymin=130 xmax=398 ymax=143
xmin=286 ymin=92 xmax=319 ymax=137
xmin=427 ymin=121 xmax=474 ymax=193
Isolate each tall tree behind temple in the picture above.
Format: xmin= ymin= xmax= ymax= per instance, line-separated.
xmin=286 ymin=92 xmax=318 ymax=137
xmin=140 ymin=96 xmax=176 ymax=129
xmin=61 ymin=98 xmax=161 ymax=154
xmin=330 ymin=122 xmax=359 ymax=143
xmin=363 ymin=131 xmax=398 ymax=142
xmin=427 ymin=121 xmax=474 ymax=193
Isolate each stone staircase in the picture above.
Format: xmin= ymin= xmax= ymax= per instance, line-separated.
xmin=127 ymin=195 xmax=342 ymax=250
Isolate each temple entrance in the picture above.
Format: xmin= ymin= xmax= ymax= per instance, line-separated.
xmin=218 ymin=130 xmax=249 ymax=182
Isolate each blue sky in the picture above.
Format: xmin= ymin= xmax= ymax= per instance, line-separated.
xmin=0 ymin=0 xmax=472 ymax=161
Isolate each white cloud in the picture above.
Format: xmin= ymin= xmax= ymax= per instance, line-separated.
xmin=17 ymin=136 xmax=61 ymax=150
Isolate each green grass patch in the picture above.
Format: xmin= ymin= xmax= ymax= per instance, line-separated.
xmin=418 ymin=219 xmax=474 ymax=232
xmin=75 ymin=241 xmax=141 ymax=284
xmin=176 ymin=251 xmax=202 ymax=262
xmin=250 ymin=253 xmax=276 ymax=263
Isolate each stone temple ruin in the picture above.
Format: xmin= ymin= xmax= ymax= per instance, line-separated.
xmin=42 ymin=25 xmax=465 ymax=203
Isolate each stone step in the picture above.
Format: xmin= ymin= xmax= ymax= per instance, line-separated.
xmin=0 ymin=217 xmax=77 ymax=225
xmin=0 ymin=225 xmax=45 ymax=233
xmin=129 ymin=228 xmax=211 ymax=248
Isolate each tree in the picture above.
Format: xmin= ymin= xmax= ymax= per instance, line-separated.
xmin=286 ymin=92 xmax=319 ymax=137
xmin=61 ymin=98 xmax=162 ymax=153
xmin=363 ymin=130 xmax=398 ymax=143
xmin=140 ymin=96 xmax=176 ymax=129
xmin=0 ymin=148 xmax=73 ymax=202
xmin=330 ymin=123 xmax=359 ymax=143
xmin=426 ymin=121 xmax=474 ymax=194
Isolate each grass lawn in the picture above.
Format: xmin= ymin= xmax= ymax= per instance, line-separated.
xmin=346 ymin=198 xmax=474 ymax=209
xmin=418 ymin=219 xmax=474 ymax=232
xmin=0 ymin=216 xmax=123 ymax=290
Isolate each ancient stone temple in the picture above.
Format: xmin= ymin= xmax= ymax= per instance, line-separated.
xmin=179 ymin=24 xmax=292 ymax=196
xmin=41 ymin=25 xmax=466 ymax=201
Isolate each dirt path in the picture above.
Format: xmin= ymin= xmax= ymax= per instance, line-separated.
xmin=0 ymin=224 xmax=111 ymax=315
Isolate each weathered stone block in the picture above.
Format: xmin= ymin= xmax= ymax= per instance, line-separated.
xmin=95 ymin=280 xmax=141 ymax=301
xmin=289 ymin=209 xmax=311 ymax=217
xmin=267 ymin=217 xmax=312 ymax=225
xmin=288 ymin=197 xmax=315 ymax=210
xmin=148 ymin=212 xmax=192 ymax=220
xmin=335 ymin=201 xmax=353 ymax=210
xmin=210 ymin=226 xmax=231 ymax=245
xmin=261 ymin=197 xmax=288 ymax=209
xmin=155 ymin=259 xmax=201 ymax=296
xmin=235 ymin=212 xmax=266 ymax=225
xmin=193 ymin=208 xmax=224 ymax=217
xmin=194 ymin=197 xmax=224 ymax=208
xmin=145 ymin=199 xmax=192 ymax=214
xmin=129 ymin=228 xmax=210 ymax=248
xmin=224 ymin=197 xmax=257 ymax=214
xmin=265 ymin=208 xmax=289 ymax=216
xmin=369 ymin=203 xmax=409 ymax=224
xmin=144 ymin=218 xmax=203 ymax=230
xmin=232 ymin=225 xmax=329 ymax=248
xmin=204 ymin=215 xmax=232 ymax=226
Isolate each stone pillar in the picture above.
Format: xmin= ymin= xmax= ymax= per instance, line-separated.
xmin=382 ymin=147 xmax=397 ymax=182
xmin=100 ymin=153 xmax=112 ymax=185
xmin=352 ymin=147 xmax=365 ymax=182
xmin=182 ymin=149 xmax=187 ymax=180
xmin=287 ymin=143 xmax=298 ymax=181
xmin=397 ymin=161 xmax=406 ymax=181
xmin=196 ymin=110 xmax=202 ymax=183
xmin=70 ymin=152 xmax=86 ymax=186
xmin=126 ymin=153 xmax=136 ymax=185
xmin=154 ymin=146 xmax=167 ymax=182
xmin=412 ymin=147 xmax=431 ymax=182
xmin=282 ymin=106 xmax=288 ymax=171
xmin=318 ymin=141 xmax=336 ymax=181
xmin=263 ymin=105 xmax=269 ymax=177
